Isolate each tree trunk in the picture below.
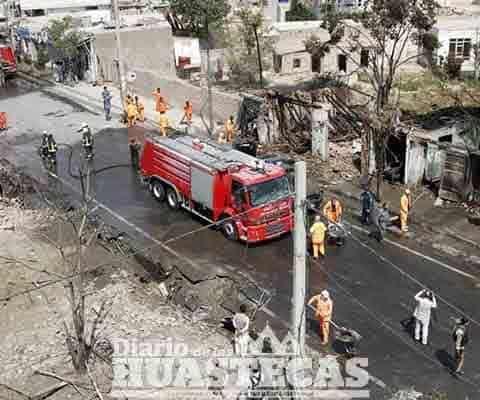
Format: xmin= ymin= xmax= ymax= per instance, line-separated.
xmin=253 ymin=24 xmax=264 ymax=88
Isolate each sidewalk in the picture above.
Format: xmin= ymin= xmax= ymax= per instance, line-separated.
xmin=18 ymin=71 xmax=223 ymax=138
xmin=328 ymin=178 xmax=480 ymax=254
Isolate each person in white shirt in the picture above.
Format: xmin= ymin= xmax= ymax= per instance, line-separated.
xmin=413 ymin=289 xmax=437 ymax=345
xmin=233 ymin=304 xmax=250 ymax=356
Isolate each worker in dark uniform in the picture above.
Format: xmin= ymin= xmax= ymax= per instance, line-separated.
xmin=129 ymin=137 xmax=141 ymax=170
xmin=46 ymin=134 xmax=57 ymax=163
xmin=40 ymin=131 xmax=49 ymax=159
xmin=79 ymin=122 xmax=93 ymax=160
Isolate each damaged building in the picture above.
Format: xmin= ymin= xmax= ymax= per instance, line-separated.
xmin=404 ymin=108 xmax=480 ymax=203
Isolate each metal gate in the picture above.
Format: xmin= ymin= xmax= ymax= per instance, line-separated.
xmin=439 ymin=150 xmax=467 ymax=201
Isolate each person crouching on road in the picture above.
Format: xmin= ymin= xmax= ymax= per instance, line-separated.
xmin=308 ymin=290 xmax=333 ymax=345
xmin=413 ymin=289 xmax=437 ymax=345
xmin=233 ymin=304 xmax=250 ymax=356
xmin=369 ymin=202 xmax=390 ymax=242
xmin=323 ymin=198 xmax=343 ymax=224
xmin=159 ymin=111 xmax=170 ymax=137
xmin=310 ymin=215 xmax=327 ymax=258
xmin=400 ymin=188 xmax=411 ymax=233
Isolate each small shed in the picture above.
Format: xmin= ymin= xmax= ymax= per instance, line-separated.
xmin=404 ymin=111 xmax=480 ymax=202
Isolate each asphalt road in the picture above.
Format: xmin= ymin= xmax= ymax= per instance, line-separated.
xmin=3 ymin=79 xmax=480 ymax=399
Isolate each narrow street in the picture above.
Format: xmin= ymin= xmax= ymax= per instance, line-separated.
xmin=2 ymin=79 xmax=480 ymax=399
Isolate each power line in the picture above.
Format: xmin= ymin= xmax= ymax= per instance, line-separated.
xmin=310 ymin=258 xmax=480 ymax=390
xmin=306 ymin=203 xmax=480 ymax=331
xmin=1 ymin=166 xmax=295 ymax=302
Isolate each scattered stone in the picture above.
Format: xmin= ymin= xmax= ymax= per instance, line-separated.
xmin=433 ymin=197 xmax=443 ymax=207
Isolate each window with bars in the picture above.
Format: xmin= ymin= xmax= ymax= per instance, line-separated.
xmin=449 ymin=38 xmax=472 ymax=60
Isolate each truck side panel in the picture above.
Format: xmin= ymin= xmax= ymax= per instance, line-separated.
xmin=142 ymin=140 xmax=191 ymax=198
xmin=212 ymin=172 xmax=232 ymax=220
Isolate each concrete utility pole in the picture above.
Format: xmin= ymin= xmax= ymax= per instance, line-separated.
xmin=311 ymin=108 xmax=329 ymax=161
xmin=292 ymin=160 xmax=307 ymax=354
xmin=205 ymin=17 xmax=214 ymax=136
xmin=112 ymin=0 xmax=127 ymax=109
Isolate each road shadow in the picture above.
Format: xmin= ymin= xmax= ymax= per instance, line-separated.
xmin=435 ymin=348 xmax=455 ymax=372
xmin=400 ymin=316 xmax=415 ymax=337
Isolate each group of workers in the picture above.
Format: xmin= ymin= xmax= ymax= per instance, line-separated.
xmin=309 ymin=197 xmax=343 ymax=258
xmin=39 ymin=123 xmax=93 ymax=165
xmin=309 ymin=186 xmax=412 ymax=256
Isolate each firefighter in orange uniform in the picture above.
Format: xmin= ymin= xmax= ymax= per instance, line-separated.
xmin=400 ymin=188 xmax=411 ymax=232
xmin=183 ymin=100 xmax=193 ymax=125
xmin=310 ymin=215 xmax=327 ymax=258
xmin=135 ymin=96 xmax=145 ymax=122
xmin=308 ymin=290 xmax=333 ymax=345
xmin=323 ymin=198 xmax=343 ymax=224
xmin=225 ymin=115 xmax=235 ymax=142
xmin=126 ymin=101 xmax=138 ymax=128
xmin=152 ymin=88 xmax=168 ymax=114
xmin=159 ymin=112 xmax=170 ymax=137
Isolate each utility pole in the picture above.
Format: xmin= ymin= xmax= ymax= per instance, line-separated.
xmin=474 ymin=28 xmax=479 ymax=81
xmin=205 ymin=17 xmax=214 ymax=136
xmin=253 ymin=23 xmax=264 ymax=89
xmin=112 ymin=0 xmax=126 ymax=109
xmin=292 ymin=161 xmax=307 ymax=354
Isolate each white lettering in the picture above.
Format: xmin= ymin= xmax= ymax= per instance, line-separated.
xmin=345 ymin=357 xmax=369 ymax=388
xmin=286 ymin=357 xmax=313 ymax=388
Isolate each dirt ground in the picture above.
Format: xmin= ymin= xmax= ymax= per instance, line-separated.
xmin=0 ymin=196 xmax=231 ymax=399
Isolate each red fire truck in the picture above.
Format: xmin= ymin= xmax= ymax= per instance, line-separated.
xmin=140 ymin=133 xmax=294 ymax=243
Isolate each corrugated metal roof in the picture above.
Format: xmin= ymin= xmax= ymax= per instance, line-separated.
xmin=150 ymin=133 xmax=262 ymax=171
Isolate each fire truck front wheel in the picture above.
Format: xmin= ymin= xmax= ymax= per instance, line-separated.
xmin=166 ymin=188 xmax=180 ymax=209
xmin=150 ymin=180 xmax=166 ymax=202
xmin=221 ymin=218 xmax=238 ymax=241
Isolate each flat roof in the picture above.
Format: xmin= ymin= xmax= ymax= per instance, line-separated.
xmin=435 ymin=15 xmax=480 ymax=30
xmin=149 ymin=133 xmax=264 ymax=171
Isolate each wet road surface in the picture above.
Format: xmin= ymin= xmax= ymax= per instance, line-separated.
xmin=3 ymin=79 xmax=480 ymax=399
xmin=44 ymin=126 xmax=480 ymax=400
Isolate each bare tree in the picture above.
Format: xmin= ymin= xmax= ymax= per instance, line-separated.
xmin=306 ymin=0 xmax=439 ymax=198
xmin=37 ymin=166 xmax=113 ymax=374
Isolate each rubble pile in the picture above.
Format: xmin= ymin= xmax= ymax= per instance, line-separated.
xmin=298 ymin=142 xmax=360 ymax=184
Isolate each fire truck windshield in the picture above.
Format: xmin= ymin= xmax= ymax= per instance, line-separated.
xmin=248 ymin=176 xmax=290 ymax=207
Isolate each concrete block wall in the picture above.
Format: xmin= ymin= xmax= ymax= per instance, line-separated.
xmin=128 ymin=70 xmax=241 ymax=124
xmin=94 ymin=24 xmax=241 ymax=123
xmin=280 ymin=52 xmax=312 ymax=75
xmin=94 ymin=24 xmax=176 ymax=82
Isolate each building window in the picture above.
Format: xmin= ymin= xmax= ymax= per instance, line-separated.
xmin=25 ymin=9 xmax=46 ymax=16
xmin=360 ymin=49 xmax=369 ymax=67
xmin=86 ymin=6 xmax=99 ymax=10
xmin=449 ymin=38 xmax=472 ymax=60
xmin=338 ymin=54 xmax=347 ymax=72
xmin=293 ymin=58 xmax=301 ymax=69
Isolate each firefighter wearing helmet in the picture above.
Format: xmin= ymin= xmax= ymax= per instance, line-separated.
xmin=40 ymin=131 xmax=49 ymax=159
xmin=46 ymin=133 xmax=57 ymax=163
xmin=79 ymin=123 xmax=94 ymax=160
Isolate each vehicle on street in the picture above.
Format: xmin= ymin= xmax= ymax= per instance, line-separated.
xmin=140 ymin=133 xmax=294 ymax=243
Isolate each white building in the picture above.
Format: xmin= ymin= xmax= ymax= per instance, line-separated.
xmin=433 ymin=15 xmax=480 ymax=74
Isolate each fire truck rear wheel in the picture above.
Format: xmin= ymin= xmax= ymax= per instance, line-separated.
xmin=221 ymin=219 xmax=238 ymax=241
xmin=166 ymin=188 xmax=180 ymax=209
xmin=151 ymin=180 xmax=166 ymax=202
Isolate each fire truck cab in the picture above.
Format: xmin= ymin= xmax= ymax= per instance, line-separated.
xmin=140 ymin=133 xmax=294 ymax=243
